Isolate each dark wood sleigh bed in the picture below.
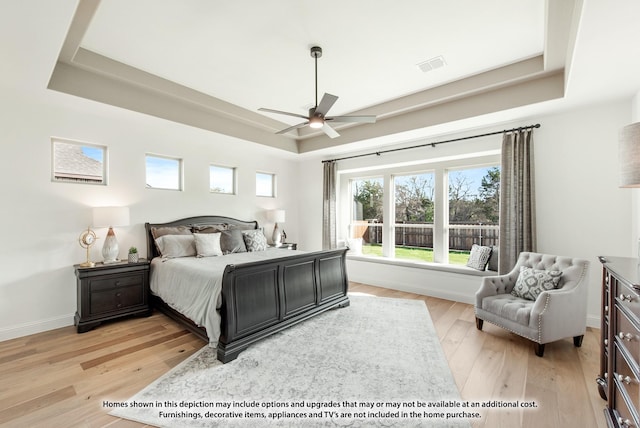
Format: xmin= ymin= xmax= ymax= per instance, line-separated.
xmin=145 ymin=215 xmax=350 ymax=363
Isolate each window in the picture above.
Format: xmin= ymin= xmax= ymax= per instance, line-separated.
xmin=210 ymin=165 xmax=236 ymax=194
xmin=394 ymin=172 xmax=435 ymax=262
xmin=342 ymin=157 xmax=500 ymax=268
xmin=350 ymin=177 xmax=383 ymax=256
xmin=145 ymin=154 xmax=182 ymax=190
xmin=256 ymin=172 xmax=275 ymax=197
xmin=52 ymin=138 xmax=107 ymax=185
xmin=447 ymin=166 xmax=500 ymax=265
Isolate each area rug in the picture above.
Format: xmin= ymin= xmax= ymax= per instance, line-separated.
xmin=109 ymin=295 xmax=470 ymax=427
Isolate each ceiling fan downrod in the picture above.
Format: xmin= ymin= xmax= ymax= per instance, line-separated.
xmin=310 ymin=46 xmax=322 ymax=109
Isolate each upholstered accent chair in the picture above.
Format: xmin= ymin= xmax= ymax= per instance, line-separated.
xmin=475 ymin=252 xmax=590 ymax=357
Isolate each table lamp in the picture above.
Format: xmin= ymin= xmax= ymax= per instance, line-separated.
xmin=93 ymin=206 xmax=130 ymax=264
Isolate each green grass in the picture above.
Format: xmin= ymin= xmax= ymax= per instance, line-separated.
xmin=361 ymin=244 xmax=470 ymax=265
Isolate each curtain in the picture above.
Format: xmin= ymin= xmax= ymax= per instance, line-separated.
xmin=499 ymin=129 xmax=536 ymax=273
xmin=322 ymin=161 xmax=337 ymax=249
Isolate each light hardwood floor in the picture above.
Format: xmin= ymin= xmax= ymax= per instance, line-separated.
xmin=0 ymin=282 xmax=606 ymax=428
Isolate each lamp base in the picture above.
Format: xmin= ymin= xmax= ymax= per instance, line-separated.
xmin=272 ymin=223 xmax=282 ymax=246
xmin=102 ymin=227 xmax=120 ymax=264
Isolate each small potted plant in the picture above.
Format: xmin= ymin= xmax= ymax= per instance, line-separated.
xmin=128 ymin=246 xmax=139 ymax=263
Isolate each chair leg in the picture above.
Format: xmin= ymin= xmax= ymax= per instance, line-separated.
xmin=573 ymin=335 xmax=584 ymax=347
xmin=475 ymin=317 xmax=483 ymax=330
xmin=534 ymin=342 xmax=545 ymax=357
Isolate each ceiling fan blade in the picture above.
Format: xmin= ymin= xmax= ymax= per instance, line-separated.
xmin=322 ymin=123 xmax=340 ymax=139
xmin=315 ymin=93 xmax=339 ymax=116
xmin=276 ymin=121 xmax=309 ymax=135
xmin=259 ymin=108 xmax=309 ymax=120
xmin=327 ymin=115 xmax=377 ymax=123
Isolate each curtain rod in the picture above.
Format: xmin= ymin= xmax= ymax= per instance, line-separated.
xmin=321 ymin=123 xmax=540 ymax=163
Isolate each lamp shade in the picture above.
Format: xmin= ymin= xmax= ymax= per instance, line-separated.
xmin=93 ymin=206 xmax=130 ymax=227
xmin=620 ymin=122 xmax=640 ymax=187
xmin=269 ymin=209 xmax=285 ymax=223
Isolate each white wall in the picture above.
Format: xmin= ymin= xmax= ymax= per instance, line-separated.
xmin=0 ymin=87 xmax=300 ymax=341
xmin=299 ymin=99 xmax=634 ymax=327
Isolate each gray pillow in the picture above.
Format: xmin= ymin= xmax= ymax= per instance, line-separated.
xmin=242 ymin=229 xmax=268 ymax=252
xmin=220 ymin=229 xmax=247 ymax=254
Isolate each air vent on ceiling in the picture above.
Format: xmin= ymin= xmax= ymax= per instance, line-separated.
xmin=417 ymin=55 xmax=446 ymax=73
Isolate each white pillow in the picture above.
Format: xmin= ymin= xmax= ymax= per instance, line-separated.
xmin=194 ymin=232 xmax=223 ymax=257
xmin=155 ymin=234 xmax=196 ymax=258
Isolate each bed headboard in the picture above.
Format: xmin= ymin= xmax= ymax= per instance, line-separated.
xmin=144 ymin=215 xmax=259 ymax=259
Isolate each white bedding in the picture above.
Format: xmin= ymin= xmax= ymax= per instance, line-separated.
xmin=150 ymin=249 xmax=304 ymax=345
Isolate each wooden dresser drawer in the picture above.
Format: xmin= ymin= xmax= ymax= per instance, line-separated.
xmin=615 ymin=385 xmax=639 ymax=428
xmin=616 ymin=342 xmax=640 ymax=413
xmin=89 ymin=273 xmax=144 ymax=292
xmin=90 ymin=283 xmax=144 ymax=315
xmin=618 ymin=281 xmax=640 ymax=321
xmin=617 ymin=307 xmax=640 ymax=367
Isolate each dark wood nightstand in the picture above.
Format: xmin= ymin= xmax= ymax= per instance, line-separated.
xmin=74 ymin=259 xmax=151 ymax=333
xmin=269 ymin=243 xmax=297 ymax=250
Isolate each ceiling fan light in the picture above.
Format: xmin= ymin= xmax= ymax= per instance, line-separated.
xmin=309 ymin=117 xmax=324 ymax=128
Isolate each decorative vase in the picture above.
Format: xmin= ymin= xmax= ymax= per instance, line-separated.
xmin=128 ymin=253 xmax=138 ymax=263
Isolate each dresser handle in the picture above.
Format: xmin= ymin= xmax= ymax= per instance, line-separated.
xmin=618 ymin=374 xmax=633 ymax=385
xmin=620 ymin=293 xmax=634 ymax=302
xmin=619 ymin=332 xmax=634 ymax=341
xmin=618 ymin=416 xmax=634 ymax=427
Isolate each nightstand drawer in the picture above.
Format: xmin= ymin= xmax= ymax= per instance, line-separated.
xmin=90 ymin=273 xmax=144 ymax=292
xmin=90 ymin=283 xmax=145 ymax=315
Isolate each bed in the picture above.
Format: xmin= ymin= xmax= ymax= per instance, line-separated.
xmin=145 ymin=215 xmax=350 ymax=363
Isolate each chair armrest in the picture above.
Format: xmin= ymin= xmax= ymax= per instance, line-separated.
xmin=530 ymin=277 xmax=589 ymax=343
xmin=475 ymin=274 xmax=517 ymax=308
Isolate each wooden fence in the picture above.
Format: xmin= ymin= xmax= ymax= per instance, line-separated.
xmin=353 ymin=221 xmax=498 ymax=250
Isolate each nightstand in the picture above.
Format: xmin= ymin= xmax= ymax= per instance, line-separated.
xmin=74 ymin=260 xmax=151 ymax=333
xmin=269 ymin=243 xmax=297 ymax=250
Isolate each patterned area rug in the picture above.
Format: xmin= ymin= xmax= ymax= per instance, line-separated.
xmin=109 ymin=295 xmax=469 ymax=427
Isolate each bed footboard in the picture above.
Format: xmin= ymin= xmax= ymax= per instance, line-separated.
xmin=217 ymin=248 xmax=349 ymax=363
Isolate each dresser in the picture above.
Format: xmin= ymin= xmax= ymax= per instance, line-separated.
xmin=599 ymin=256 xmax=640 ymax=427
xmin=74 ymin=260 xmax=151 ymax=333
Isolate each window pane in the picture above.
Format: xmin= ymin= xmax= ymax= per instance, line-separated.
xmin=394 ymin=172 xmax=435 ymax=262
xmin=210 ymin=165 xmax=235 ymax=194
xmin=146 ymin=154 xmax=182 ymax=190
xmin=350 ymin=178 xmax=383 ymax=256
xmin=448 ymin=166 xmax=500 ymax=265
xmin=52 ymin=139 xmax=106 ymax=185
xmin=256 ymin=172 xmax=275 ymax=197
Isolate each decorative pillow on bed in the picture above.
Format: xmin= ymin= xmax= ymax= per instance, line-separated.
xmin=242 ymin=229 xmax=268 ymax=252
xmin=155 ymin=234 xmax=197 ymax=258
xmin=150 ymin=225 xmax=192 ymax=240
xmin=511 ymin=266 xmax=563 ymax=301
xmin=192 ymin=224 xmax=229 ymax=234
xmin=466 ymin=244 xmax=492 ymax=271
xmin=220 ymin=229 xmax=247 ymax=254
xmin=193 ymin=232 xmax=223 ymax=257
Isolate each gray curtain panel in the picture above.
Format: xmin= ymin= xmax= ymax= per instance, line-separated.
xmin=499 ymin=129 xmax=536 ymax=274
xmin=322 ymin=161 xmax=337 ymax=249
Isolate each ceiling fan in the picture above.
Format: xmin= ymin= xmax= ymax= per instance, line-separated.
xmin=259 ymin=46 xmax=376 ymax=139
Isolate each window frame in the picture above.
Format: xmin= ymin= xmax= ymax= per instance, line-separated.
xmin=256 ymin=171 xmax=276 ymax=198
xmin=210 ymin=164 xmax=237 ymax=195
xmin=339 ymin=153 xmax=500 ymax=267
xmin=145 ymin=153 xmax=183 ymax=191
xmin=51 ymin=138 xmax=108 ymax=185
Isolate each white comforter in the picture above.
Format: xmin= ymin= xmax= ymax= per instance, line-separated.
xmin=150 ymin=249 xmax=303 ymax=345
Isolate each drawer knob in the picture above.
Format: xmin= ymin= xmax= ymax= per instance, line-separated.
xmin=618 ymin=374 xmax=633 ymax=385
xmin=618 ymin=417 xmax=634 ymax=427
xmin=619 ymin=332 xmax=634 ymax=341
xmin=620 ymin=293 xmax=634 ymax=302
xmin=605 ymin=305 xmax=609 ymax=313
xmin=604 ymin=339 xmax=609 ymax=346
xmin=115 ymin=281 xmax=121 ymax=286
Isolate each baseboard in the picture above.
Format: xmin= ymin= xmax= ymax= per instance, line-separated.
xmin=0 ymin=314 xmax=74 ymax=342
